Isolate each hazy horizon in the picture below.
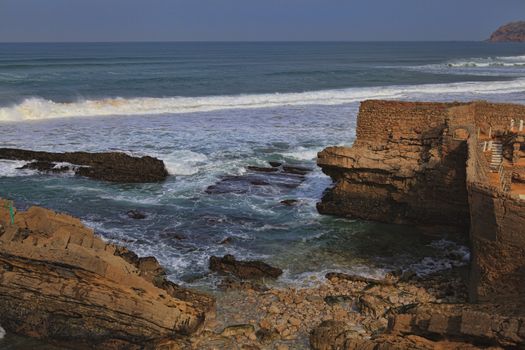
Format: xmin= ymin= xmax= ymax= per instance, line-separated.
xmin=1 ymin=0 xmax=524 ymax=42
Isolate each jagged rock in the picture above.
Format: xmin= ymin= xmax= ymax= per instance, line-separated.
xmin=19 ymin=161 xmax=71 ymax=172
xmin=209 ymin=254 xmax=283 ymax=279
xmin=0 ymin=148 xmax=168 ymax=183
xmin=488 ymin=21 xmax=525 ymax=42
xmin=127 ymin=209 xmax=147 ymax=219
xmin=309 ymin=320 xmax=358 ymax=350
xmin=325 ymin=272 xmax=395 ymax=286
xmin=247 ymin=166 xmax=279 ymax=173
xmin=0 ymin=198 xmax=214 ymax=349
xmin=280 ymin=199 xmax=299 ymax=206
xmin=389 ymin=303 xmax=525 ymax=348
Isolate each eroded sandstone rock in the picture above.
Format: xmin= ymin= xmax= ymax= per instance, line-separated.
xmin=0 ymin=199 xmax=214 ymax=349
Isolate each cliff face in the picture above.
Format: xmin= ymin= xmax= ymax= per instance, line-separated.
xmin=489 ymin=21 xmax=525 ymax=42
xmin=317 ymin=101 xmax=470 ymax=232
xmin=317 ymin=100 xmax=525 ymax=306
xmin=0 ymin=199 xmax=214 ymax=349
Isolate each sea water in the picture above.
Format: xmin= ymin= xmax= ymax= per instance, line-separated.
xmin=0 ymin=42 xmax=524 ymax=290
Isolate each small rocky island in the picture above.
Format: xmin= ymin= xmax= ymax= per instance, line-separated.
xmin=488 ymin=21 xmax=525 ymax=42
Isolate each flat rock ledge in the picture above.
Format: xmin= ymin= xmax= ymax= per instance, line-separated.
xmin=0 ymin=198 xmax=214 ymax=349
xmin=0 ymin=148 xmax=168 ymax=183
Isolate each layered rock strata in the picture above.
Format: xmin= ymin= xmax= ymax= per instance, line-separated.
xmin=0 ymin=148 xmax=168 ymax=183
xmin=0 ymin=199 xmax=214 ymax=349
xmin=317 ymin=100 xmax=525 ymax=305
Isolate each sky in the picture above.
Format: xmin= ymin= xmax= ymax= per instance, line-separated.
xmin=0 ymin=0 xmax=524 ymax=42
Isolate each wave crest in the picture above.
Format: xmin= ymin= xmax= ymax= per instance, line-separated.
xmin=1 ymin=78 xmax=525 ymax=122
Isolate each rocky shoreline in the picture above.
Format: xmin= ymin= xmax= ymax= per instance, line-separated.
xmin=2 ymin=197 xmax=523 ymax=349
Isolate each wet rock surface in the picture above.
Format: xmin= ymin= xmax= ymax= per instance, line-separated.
xmin=0 ymin=148 xmax=168 ymax=183
xmin=205 ymin=161 xmax=312 ymax=195
xmin=209 ymin=254 xmax=283 ymax=279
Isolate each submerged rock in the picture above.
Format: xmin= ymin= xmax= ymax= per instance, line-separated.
xmin=205 ymin=161 xmax=312 ymax=195
xmin=127 ymin=209 xmax=147 ymax=219
xmin=0 ymin=198 xmax=214 ymax=349
xmin=0 ymin=148 xmax=168 ymax=183
xmin=209 ymin=254 xmax=283 ymax=279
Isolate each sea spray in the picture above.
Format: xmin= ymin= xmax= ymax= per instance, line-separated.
xmin=0 ymin=325 xmax=6 ymax=339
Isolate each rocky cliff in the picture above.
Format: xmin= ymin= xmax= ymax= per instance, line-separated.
xmin=0 ymin=199 xmax=214 ymax=349
xmin=488 ymin=21 xmax=525 ymax=42
xmin=317 ymin=100 xmax=525 ymax=307
xmin=317 ymin=100 xmax=470 ymax=233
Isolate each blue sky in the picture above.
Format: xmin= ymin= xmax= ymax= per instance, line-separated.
xmin=1 ymin=0 xmax=524 ymax=42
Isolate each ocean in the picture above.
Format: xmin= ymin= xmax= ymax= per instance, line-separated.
xmin=0 ymin=41 xmax=524 ymax=348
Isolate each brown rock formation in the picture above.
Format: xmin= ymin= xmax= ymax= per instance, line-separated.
xmin=489 ymin=21 xmax=525 ymax=42
xmin=209 ymin=254 xmax=283 ymax=279
xmin=317 ymin=100 xmax=525 ymax=306
xmin=0 ymin=199 xmax=214 ymax=349
xmin=0 ymin=148 xmax=168 ymax=183
xmin=317 ymin=100 xmax=470 ymax=231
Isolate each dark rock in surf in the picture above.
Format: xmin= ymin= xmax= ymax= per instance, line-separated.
xmin=209 ymin=254 xmax=283 ymax=279
xmin=0 ymin=148 xmax=168 ymax=183
xmin=127 ymin=210 xmax=147 ymax=220
xmin=280 ymin=199 xmax=299 ymax=206
xmin=219 ymin=237 xmax=234 ymax=245
xmin=247 ymin=166 xmax=279 ymax=173
xmin=19 ymin=161 xmax=71 ymax=173
xmin=282 ymin=165 xmax=311 ymax=175
xmin=205 ymin=162 xmax=312 ymax=195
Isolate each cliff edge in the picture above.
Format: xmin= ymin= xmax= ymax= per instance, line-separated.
xmin=0 ymin=199 xmax=214 ymax=349
xmin=317 ymin=100 xmax=525 ymax=307
xmin=488 ymin=21 xmax=525 ymax=42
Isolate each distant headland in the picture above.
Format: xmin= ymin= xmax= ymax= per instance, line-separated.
xmin=489 ymin=21 xmax=525 ymax=42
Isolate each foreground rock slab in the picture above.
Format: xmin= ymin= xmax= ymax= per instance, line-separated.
xmin=0 ymin=199 xmax=214 ymax=349
xmin=0 ymin=148 xmax=168 ymax=183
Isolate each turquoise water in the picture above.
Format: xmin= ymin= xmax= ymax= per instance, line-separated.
xmin=1 ymin=41 xmax=524 ymax=287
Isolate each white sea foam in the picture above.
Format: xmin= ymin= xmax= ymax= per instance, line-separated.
xmin=1 ymin=78 xmax=525 ymax=122
xmin=161 ymin=150 xmax=208 ymax=176
xmin=0 ymin=325 xmax=5 ymax=339
xmin=446 ymin=54 xmax=525 ymax=68
xmin=0 ymin=160 xmax=34 ymax=177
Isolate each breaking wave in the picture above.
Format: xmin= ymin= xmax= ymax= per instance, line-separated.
xmin=2 ymin=78 xmax=525 ymax=122
xmin=446 ymin=55 xmax=525 ymax=68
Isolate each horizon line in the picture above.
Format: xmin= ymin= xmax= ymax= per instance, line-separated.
xmin=0 ymin=39 xmax=496 ymax=44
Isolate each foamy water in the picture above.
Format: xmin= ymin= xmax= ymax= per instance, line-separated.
xmin=1 ymin=78 xmax=525 ymax=122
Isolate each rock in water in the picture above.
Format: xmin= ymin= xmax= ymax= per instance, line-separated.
xmin=127 ymin=209 xmax=147 ymax=219
xmin=0 ymin=198 xmax=214 ymax=349
xmin=0 ymin=148 xmax=168 ymax=183
xmin=488 ymin=21 xmax=525 ymax=42
xmin=209 ymin=254 xmax=283 ymax=279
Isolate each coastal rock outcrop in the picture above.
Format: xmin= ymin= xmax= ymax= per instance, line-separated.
xmin=0 ymin=198 xmax=214 ymax=349
xmin=209 ymin=254 xmax=283 ymax=279
xmin=317 ymin=100 xmax=525 ymax=329
xmin=488 ymin=21 xmax=525 ymax=42
xmin=317 ymin=100 xmax=470 ymax=232
xmin=0 ymin=148 xmax=168 ymax=183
